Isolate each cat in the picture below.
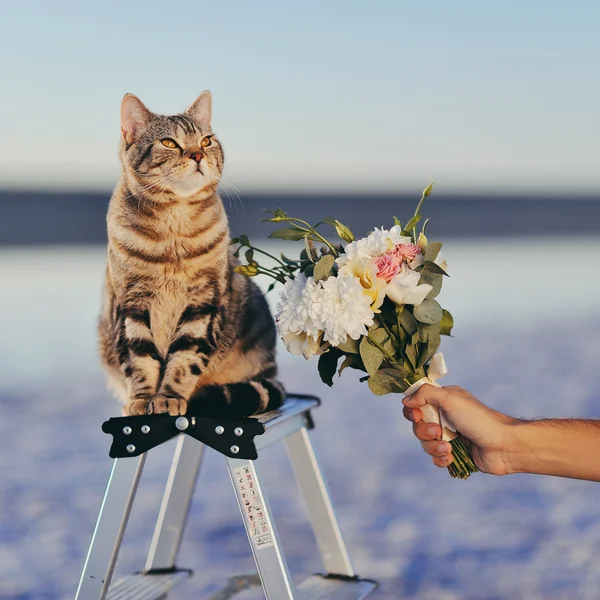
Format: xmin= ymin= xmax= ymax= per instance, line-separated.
xmin=98 ymin=91 xmax=285 ymax=419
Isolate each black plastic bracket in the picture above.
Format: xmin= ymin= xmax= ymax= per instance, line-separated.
xmin=102 ymin=414 xmax=266 ymax=460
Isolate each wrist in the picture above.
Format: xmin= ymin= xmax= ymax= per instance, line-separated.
xmin=499 ymin=418 xmax=530 ymax=475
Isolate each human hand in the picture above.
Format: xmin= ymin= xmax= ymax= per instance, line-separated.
xmin=402 ymin=385 xmax=517 ymax=476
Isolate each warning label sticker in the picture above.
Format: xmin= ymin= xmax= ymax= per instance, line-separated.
xmin=234 ymin=464 xmax=274 ymax=549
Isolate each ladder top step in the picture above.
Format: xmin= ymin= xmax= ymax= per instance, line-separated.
xmin=252 ymin=394 xmax=320 ymax=430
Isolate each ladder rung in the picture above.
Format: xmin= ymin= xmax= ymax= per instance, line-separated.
xmin=105 ymin=570 xmax=191 ymax=600
xmin=296 ymin=574 xmax=378 ymax=600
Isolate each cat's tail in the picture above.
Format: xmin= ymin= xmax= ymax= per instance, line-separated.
xmin=187 ymin=378 xmax=286 ymax=419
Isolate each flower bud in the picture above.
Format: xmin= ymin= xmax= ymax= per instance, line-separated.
xmin=417 ymin=232 xmax=428 ymax=252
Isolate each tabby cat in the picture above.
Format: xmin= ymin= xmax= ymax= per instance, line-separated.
xmin=98 ymin=91 xmax=284 ymax=418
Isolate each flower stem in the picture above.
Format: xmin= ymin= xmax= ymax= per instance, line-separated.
xmin=447 ymin=436 xmax=478 ymax=479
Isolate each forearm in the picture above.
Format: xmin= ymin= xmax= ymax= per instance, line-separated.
xmin=508 ymin=419 xmax=600 ymax=481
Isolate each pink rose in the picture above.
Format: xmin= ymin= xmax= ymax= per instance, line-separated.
xmin=372 ymin=253 xmax=401 ymax=283
xmin=393 ymin=243 xmax=421 ymax=263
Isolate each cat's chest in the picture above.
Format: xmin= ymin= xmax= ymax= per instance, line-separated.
xmin=149 ymin=282 xmax=188 ymax=356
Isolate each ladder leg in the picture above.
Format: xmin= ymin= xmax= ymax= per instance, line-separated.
xmin=74 ymin=455 xmax=147 ymax=600
xmin=226 ymin=457 xmax=297 ymax=600
xmin=285 ymin=427 xmax=355 ymax=577
xmin=145 ymin=435 xmax=205 ymax=571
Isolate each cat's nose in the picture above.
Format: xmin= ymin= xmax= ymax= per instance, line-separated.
xmin=189 ymin=151 xmax=203 ymax=163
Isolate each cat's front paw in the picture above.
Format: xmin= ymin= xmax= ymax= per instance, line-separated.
xmin=123 ymin=399 xmax=151 ymax=416
xmin=149 ymin=395 xmax=188 ymax=416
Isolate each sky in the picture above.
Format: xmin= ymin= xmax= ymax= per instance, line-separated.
xmin=1 ymin=0 xmax=599 ymax=194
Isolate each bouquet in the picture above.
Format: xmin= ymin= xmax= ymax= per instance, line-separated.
xmin=233 ymin=184 xmax=477 ymax=479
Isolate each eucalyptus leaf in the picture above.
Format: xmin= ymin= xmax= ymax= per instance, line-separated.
xmin=368 ymin=371 xmax=408 ymax=395
xmin=405 ymin=343 xmax=418 ymax=369
xmin=370 ymin=327 xmax=395 ymax=355
xmin=338 ymin=355 xmax=356 ymax=376
xmin=337 ymin=337 xmax=360 ymax=354
xmin=317 ymin=348 xmax=343 ymax=387
xmin=397 ymin=307 xmax=418 ymax=336
xmin=379 ymin=366 xmax=410 ymax=381
xmin=359 ymin=337 xmax=384 ymax=376
xmin=268 ymin=228 xmax=307 ymax=241
xmin=313 ymin=254 xmax=335 ymax=282
xmin=440 ymin=309 xmax=454 ymax=336
xmin=423 ymin=260 xmax=448 ymax=276
xmin=413 ymin=299 xmax=443 ymax=324
xmin=419 ymin=268 xmax=443 ymax=299
xmin=417 ymin=330 xmax=441 ymax=368
xmin=424 ymin=241 xmax=442 ymax=263
xmin=418 ymin=323 xmax=441 ymax=344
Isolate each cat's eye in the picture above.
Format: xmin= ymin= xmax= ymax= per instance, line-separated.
xmin=161 ymin=138 xmax=179 ymax=149
xmin=200 ymin=136 xmax=212 ymax=148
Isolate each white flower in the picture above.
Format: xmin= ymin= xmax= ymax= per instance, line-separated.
xmin=386 ymin=265 xmax=433 ymax=306
xmin=336 ymin=225 xmax=412 ymax=267
xmin=314 ymin=274 xmax=375 ymax=346
xmin=276 ymin=273 xmax=322 ymax=341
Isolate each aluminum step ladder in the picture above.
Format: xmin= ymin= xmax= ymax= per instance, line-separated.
xmin=74 ymin=394 xmax=378 ymax=600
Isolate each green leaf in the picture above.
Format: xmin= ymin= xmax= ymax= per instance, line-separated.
xmin=423 ymin=260 xmax=448 ymax=276
xmin=318 ymin=348 xmax=343 ymax=387
xmin=440 ymin=309 xmax=454 ymax=336
xmin=393 ymin=216 xmax=402 ymax=228
xmin=334 ymin=220 xmax=355 ymax=243
xmin=238 ymin=234 xmax=250 ymax=246
xmin=268 ymin=228 xmax=307 ymax=241
xmin=419 ymin=268 xmax=443 ymax=299
xmin=424 ymin=241 xmax=442 ymax=263
xmin=245 ymin=248 xmax=254 ymax=264
xmin=359 ymin=337 xmax=384 ymax=376
xmin=314 ymin=217 xmax=338 ymax=227
xmin=404 ymin=214 xmax=422 ymax=233
xmin=234 ymin=264 xmax=258 ymax=277
xmin=313 ymin=254 xmax=334 ymax=282
xmin=421 ymin=218 xmax=431 ymax=236
xmin=413 ymin=299 xmax=443 ymax=325
xmin=367 ymin=370 xmax=409 ymax=395
xmin=397 ymin=307 xmax=418 ymax=336
xmin=337 ymin=337 xmax=360 ymax=354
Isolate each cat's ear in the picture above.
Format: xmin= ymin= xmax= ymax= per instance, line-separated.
xmin=185 ymin=91 xmax=212 ymax=127
xmin=121 ymin=94 xmax=152 ymax=144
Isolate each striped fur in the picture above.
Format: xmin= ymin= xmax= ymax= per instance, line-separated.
xmin=99 ymin=91 xmax=284 ymax=418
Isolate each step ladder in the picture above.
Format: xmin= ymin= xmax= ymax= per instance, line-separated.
xmin=74 ymin=394 xmax=378 ymax=600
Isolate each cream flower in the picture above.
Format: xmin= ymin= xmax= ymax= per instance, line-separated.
xmin=281 ymin=330 xmax=324 ymax=360
xmin=386 ymin=265 xmax=433 ymax=306
xmin=338 ymin=256 xmax=386 ymax=311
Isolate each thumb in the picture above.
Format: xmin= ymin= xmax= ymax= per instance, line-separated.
xmin=402 ymin=383 xmax=448 ymax=409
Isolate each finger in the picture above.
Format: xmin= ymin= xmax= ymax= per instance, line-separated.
xmin=413 ymin=421 xmax=442 ymax=441
xmin=402 ymin=406 xmax=422 ymax=423
xmin=432 ymin=454 xmax=454 ymax=468
xmin=420 ymin=440 xmax=451 ymax=457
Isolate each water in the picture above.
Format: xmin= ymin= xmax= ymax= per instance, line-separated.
xmin=1 ymin=239 xmax=600 ymax=599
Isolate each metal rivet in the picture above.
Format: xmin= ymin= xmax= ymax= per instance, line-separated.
xmin=126 ymin=444 xmax=136 ymax=453
xmin=234 ymin=427 xmax=244 ymax=436
xmin=215 ymin=425 xmax=225 ymax=435
xmin=123 ymin=426 xmax=132 ymax=435
xmin=175 ymin=417 xmax=189 ymax=431
xmin=141 ymin=425 xmax=150 ymax=434
xmin=230 ymin=445 xmax=239 ymax=454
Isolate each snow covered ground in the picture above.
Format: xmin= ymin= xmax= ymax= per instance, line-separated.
xmin=1 ymin=239 xmax=600 ymax=600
